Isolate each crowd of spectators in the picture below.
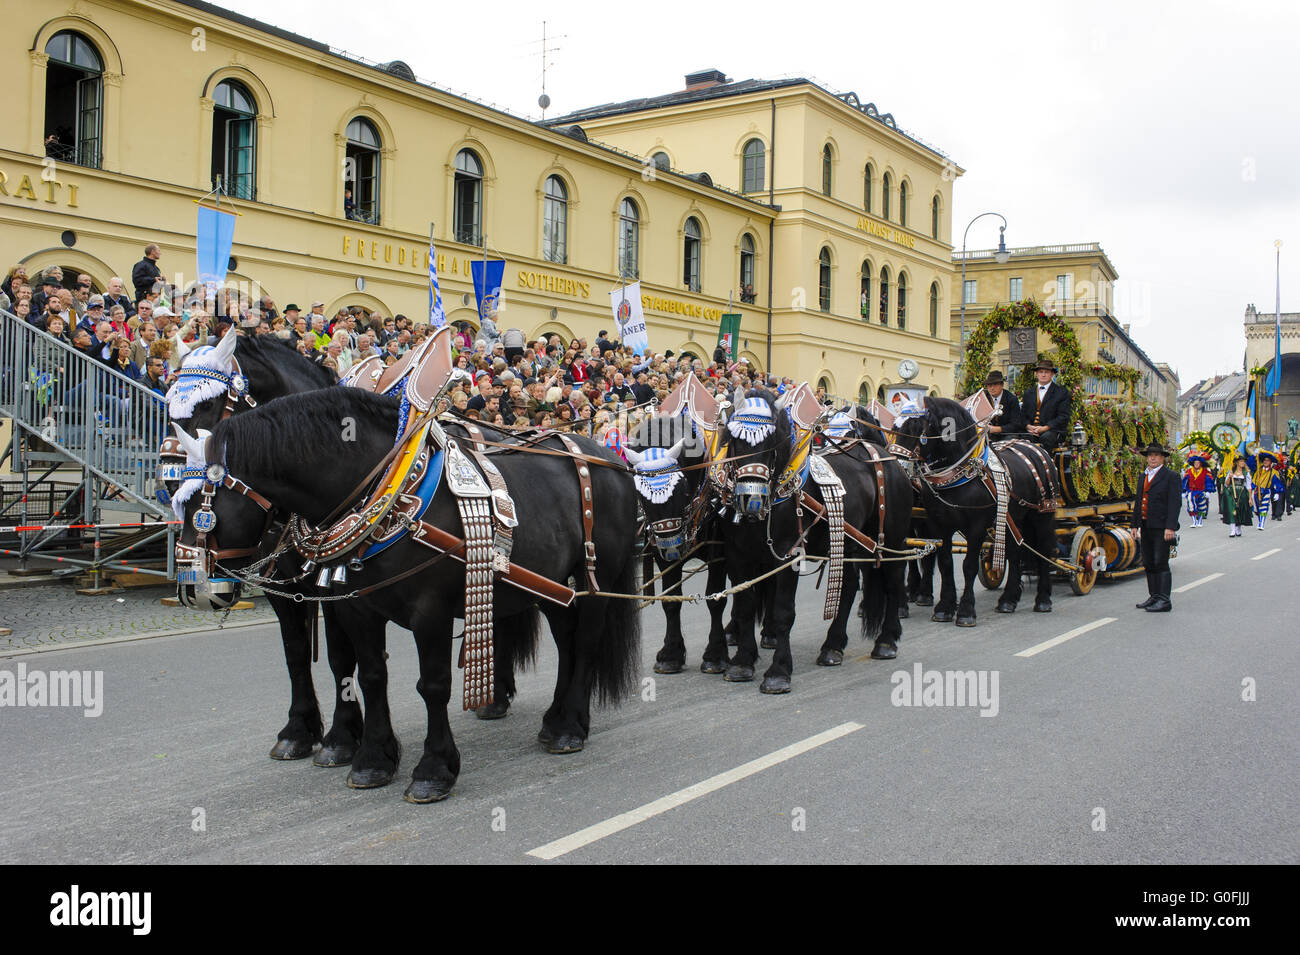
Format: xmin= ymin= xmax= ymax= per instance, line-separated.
xmin=4 ymin=244 xmax=822 ymax=451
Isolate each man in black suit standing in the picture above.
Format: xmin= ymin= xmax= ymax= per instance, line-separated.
xmin=1022 ymin=358 xmax=1070 ymax=449
xmin=982 ymin=370 xmax=1024 ymax=442
xmin=1130 ymin=442 xmax=1181 ymax=612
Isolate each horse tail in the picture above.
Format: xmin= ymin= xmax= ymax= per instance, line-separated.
xmin=593 ymin=553 xmax=641 ymax=706
xmin=858 ymin=563 xmax=887 ymax=642
xmin=497 ymin=606 xmax=541 ymax=678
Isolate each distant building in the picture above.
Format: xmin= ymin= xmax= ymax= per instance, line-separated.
xmin=1242 ymin=304 xmax=1300 ymax=437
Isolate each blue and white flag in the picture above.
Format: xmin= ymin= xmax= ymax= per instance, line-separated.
xmin=196 ymin=204 xmax=236 ymax=297
xmin=428 ymin=237 xmax=446 ymax=329
xmin=609 ymin=280 xmax=649 ymax=356
xmin=471 ymin=259 xmax=506 ymax=324
xmin=1265 ymin=250 xmax=1282 ymax=397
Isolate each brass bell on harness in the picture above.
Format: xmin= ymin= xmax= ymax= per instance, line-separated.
xmin=349 ymin=557 xmax=364 ymax=573
xmin=315 ymin=567 xmax=333 ymax=588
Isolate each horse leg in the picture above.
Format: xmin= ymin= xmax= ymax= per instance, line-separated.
xmin=760 ymin=567 xmax=799 ymax=693
xmin=653 ymin=559 xmax=687 ymax=674
xmin=314 ymin=602 xmax=367 ymax=767
xmin=267 ymin=594 xmax=324 ymax=761
xmin=932 ymin=535 xmax=957 ymax=622
xmin=701 ymin=552 xmax=731 ymax=673
xmin=817 ymin=559 xmax=859 ymax=666
xmin=873 ymin=560 xmax=905 ymax=658
xmin=1033 ymin=516 xmax=1054 ymax=612
xmin=759 ymin=575 xmax=780 ymax=650
xmin=475 ymin=608 xmax=538 ymax=721
xmin=725 ymin=581 xmax=759 ymax=683
xmin=997 ymin=526 xmax=1023 ymax=613
xmin=342 ymin=608 xmax=400 ymax=789
xmin=956 ymin=539 xmax=982 ymax=627
xmin=404 ymin=610 xmax=459 ymax=803
xmin=539 ymin=605 xmax=578 ymax=749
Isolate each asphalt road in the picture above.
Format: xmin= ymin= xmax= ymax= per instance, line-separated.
xmin=1 ymin=520 xmax=1296 ymax=864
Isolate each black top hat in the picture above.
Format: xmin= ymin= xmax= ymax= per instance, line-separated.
xmin=1137 ymin=441 xmax=1169 ymax=456
xmin=1032 ymin=359 xmax=1057 ymax=373
xmin=283 ymin=304 xmax=301 ymax=312
xmin=984 ymin=370 xmax=1006 ymax=386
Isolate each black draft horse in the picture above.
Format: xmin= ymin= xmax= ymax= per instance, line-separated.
xmin=625 ymin=420 xmax=731 ymax=675
xmin=174 ymin=387 xmax=641 ymax=802
xmin=893 ymin=397 xmax=1059 ymax=625
xmin=721 ymin=389 xmax=907 ymax=692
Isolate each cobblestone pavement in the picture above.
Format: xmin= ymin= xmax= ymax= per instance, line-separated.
xmin=0 ymin=582 xmax=276 ymax=653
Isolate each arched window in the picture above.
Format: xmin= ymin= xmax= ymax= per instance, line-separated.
xmin=896 ymin=272 xmax=907 ymax=329
xmin=683 ymin=217 xmax=702 ymax=292
xmin=212 ymin=80 xmax=257 ymax=199
xmin=739 ymin=234 xmax=756 ymax=302
xmin=345 ymin=117 xmax=381 ymax=223
xmin=43 ymin=31 xmax=103 ymax=169
xmin=454 ymin=149 xmax=483 ymax=245
xmin=878 ymin=266 xmax=890 ymax=325
xmin=542 ymin=175 xmax=568 ymax=263
xmin=899 ymin=181 xmax=909 ymax=228
xmin=618 ymin=198 xmax=639 ymax=279
xmin=817 ymin=376 xmax=832 ymax=396
xmin=818 ymin=248 xmax=832 ymax=313
xmin=931 ymin=195 xmax=940 ymax=239
xmin=881 ymin=172 xmax=892 ymax=221
xmin=651 ymin=151 xmax=671 ymax=172
xmin=858 ymin=382 xmax=872 ymax=405
xmin=822 ymin=145 xmax=833 ymax=196
xmin=929 ymin=282 xmax=940 ymax=337
xmin=742 ymin=139 xmax=765 ymax=193
xmin=860 ymin=261 xmax=872 ymax=321
xmin=863 ymin=163 xmax=873 ymax=213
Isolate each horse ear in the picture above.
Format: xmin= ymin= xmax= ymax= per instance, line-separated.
xmin=212 ymin=325 xmax=238 ymax=368
xmin=667 ymin=437 xmax=687 ymax=460
xmin=624 ymin=446 xmax=645 ymax=466
xmin=172 ymin=424 xmax=207 ymax=462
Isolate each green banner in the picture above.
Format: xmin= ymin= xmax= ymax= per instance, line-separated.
xmin=716 ymin=313 xmax=742 ymax=361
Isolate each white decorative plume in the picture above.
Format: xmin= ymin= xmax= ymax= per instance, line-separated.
xmin=170 ymin=425 xmax=211 ymax=521
xmin=166 ymin=330 xmax=237 ymax=421
xmin=727 ymin=397 xmax=776 ymax=446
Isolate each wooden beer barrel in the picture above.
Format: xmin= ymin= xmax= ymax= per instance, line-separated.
xmin=1097 ymin=525 xmax=1137 ymax=572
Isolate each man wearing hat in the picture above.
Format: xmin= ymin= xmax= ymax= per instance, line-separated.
xmin=1246 ymin=447 xmax=1284 ymax=530
xmin=981 ymin=370 xmax=1024 ymax=442
xmin=1180 ymin=452 xmax=1214 ymax=527
xmin=1021 ymin=358 xmax=1070 ymax=449
xmin=1130 ymin=442 xmax=1181 ymax=612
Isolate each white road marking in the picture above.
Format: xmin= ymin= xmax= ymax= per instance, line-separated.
xmin=526 ymin=721 xmax=864 ymax=860
xmin=1174 ymin=572 xmax=1223 ymax=594
xmin=1015 ymin=618 xmax=1116 ymax=658
xmin=1252 ymin=548 xmax=1281 ymax=561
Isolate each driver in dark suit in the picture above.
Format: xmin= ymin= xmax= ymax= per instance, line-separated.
xmin=1130 ymin=442 xmax=1181 ymax=612
xmin=982 ymin=370 xmax=1024 ymax=442
xmin=1021 ymin=359 xmax=1070 ymax=450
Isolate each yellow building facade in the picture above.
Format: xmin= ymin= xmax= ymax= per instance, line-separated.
xmin=2 ymin=0 xmax=779 ymax=369
xmin=949 ymin=242 xmax=1175 ymax=414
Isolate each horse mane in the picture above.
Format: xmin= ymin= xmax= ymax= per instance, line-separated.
xmin=851 ymin=404 xmax=889 ymax=448
xmin=213 ymin=387 xmax=399 ymax=480
xmin=236 ymin=333 xmax=337 ymax=391
xmin=922 ymin=396 xmax=977 ymax=468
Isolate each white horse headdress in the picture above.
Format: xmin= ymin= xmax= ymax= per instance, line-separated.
xmin=727 ymin=396 xmax=776 ymax=445
xmin=823 ymin=411 xmax=854 ymax=440
xmin=166 ymin=330 xmax=238 ymax=421
xmin=624 ymin=440 xmax=686 ymax=504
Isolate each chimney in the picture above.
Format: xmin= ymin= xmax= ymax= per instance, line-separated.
xmin=684 ymin=69 xmax=727 ymax=91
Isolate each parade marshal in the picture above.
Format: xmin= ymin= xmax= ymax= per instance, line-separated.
xmin=1131 ymin=442 xmax=1181 ymax=613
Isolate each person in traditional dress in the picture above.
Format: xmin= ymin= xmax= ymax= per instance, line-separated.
xmin=1246 ymin=448 xmax=1284 ymax=530
xmin=1131 ymin=442 xmax=1181 ymax=612
xmin=1219 ymin=455 xmax=1252 ymax=538
xmin=1181 ymin=452 xmax=1214 ymax=527
xmin=1287 ymin=454 xmax=1300 ymax=515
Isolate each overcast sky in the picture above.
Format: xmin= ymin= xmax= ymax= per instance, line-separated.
xmin=218 ymin=0 xmax=1300 ymax=386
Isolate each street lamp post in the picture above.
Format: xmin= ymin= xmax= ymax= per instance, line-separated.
xmin=958 ymin=212 xmax=1010 ymax=389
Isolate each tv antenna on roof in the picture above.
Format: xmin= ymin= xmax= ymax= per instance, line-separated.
xmin=536 ymin=20 xmax=565 ymax=119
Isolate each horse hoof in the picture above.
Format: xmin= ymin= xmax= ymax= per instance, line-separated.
xmin=760 ymin=675 xmax=792 ymax=694
xmin=269 ymin=738 xmax=316 ymax=761
xmin=1033 ymin=599 xmax=1053 ymax=613
xmin=474 ymin=700 xmax=511 ymax=720
xmin=313 ymin=743 xmax=356 ymax=767
xmin=871 ymin=641 xmax=898 ymax=660
xmin=724 ymin=663 xmax=755 ymax=682
xmin=403 ymin=778 xmax=454 ymax=803
xmin=347 ymin=766 xmax=395 ymax=789
xmin=995 ymin=600 xmax=1017 ymax=614
xmin=537 ymin=726 xmax=554 ymax=745
xmin=700 ymin=659 xmax=728 ymax=674
xmin=760 ymin=634 xmax=778 ymax=650
xmin=898 ymin=603 xmax=910 ymax=619
xmin=545 ymin=734 xmax=585 ymax=755
xmin=956 ymin=615 xmax=977 ymax=628
xmin=815 ymin=649 xmax=844 ymax=667
xmin=654 ymin=659 xmax=685 ymax=675
xmin=914 ymin=594 xmax=934 ymax=607
xmin=931 ymin=610 xmax=954 ymax=623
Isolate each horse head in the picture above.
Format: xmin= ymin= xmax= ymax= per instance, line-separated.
xmin=725 ymin=389 xmax=792 ymax=521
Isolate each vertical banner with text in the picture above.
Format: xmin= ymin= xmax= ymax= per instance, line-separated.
xmin=610 ymin=281 xmax=649 ymax=355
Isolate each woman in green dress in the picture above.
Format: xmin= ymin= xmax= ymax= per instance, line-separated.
xmin=1220 ymin=456 xmax=1252 ymax=537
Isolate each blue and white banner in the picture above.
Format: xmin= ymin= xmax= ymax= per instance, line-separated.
xmin=470 ymin=259 xmax=506 ymax=323
xmin=428 ymin=237 xmax=446 ymax=329
xmin=196 ymin=205 xmax=236 ymax=294
xmin=609 ymin=281 xmax=649 ymax=356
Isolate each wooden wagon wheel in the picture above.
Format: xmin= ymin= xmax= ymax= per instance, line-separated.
xmin=1069 ymin=525 xmax=1100 ymax=595
xmin=977 ymin=540 xmax=1005 ymax=590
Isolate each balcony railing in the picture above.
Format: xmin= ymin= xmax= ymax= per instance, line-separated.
xmin=44 ymin=139 xmax=101 ymax=170
xmin=954 ymin=242 xmax=1103 ymax=261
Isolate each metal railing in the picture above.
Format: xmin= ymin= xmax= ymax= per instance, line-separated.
xmin=955 ymin=242 xmax=1103 ymax=261
xmin=1 ymin=309 xmax=169 ymax=517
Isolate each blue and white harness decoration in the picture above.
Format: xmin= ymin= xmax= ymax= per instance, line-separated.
xmin=166 ymin=343 xmax=245 ymax=421
xmin=728 ymin=397 xmax=776 ymax=445
xmin=822 ymin=411 xmax=854 ymax=440
xmin=632 ymin=446 xmax=684 ymax=504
